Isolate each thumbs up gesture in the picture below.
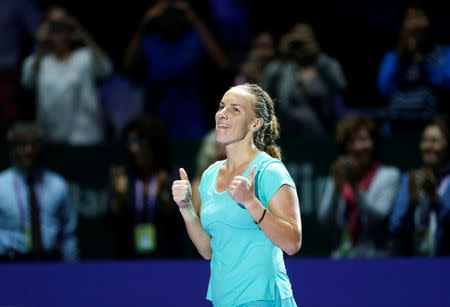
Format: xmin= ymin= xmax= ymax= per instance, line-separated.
xmin=172 ymin=168 xmax=192 ymax=208
xmin=228 ymin=166 xmax=257 ymax=209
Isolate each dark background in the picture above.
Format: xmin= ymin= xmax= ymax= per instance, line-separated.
xmin=29 ymin=0 xmax=450 ymax=112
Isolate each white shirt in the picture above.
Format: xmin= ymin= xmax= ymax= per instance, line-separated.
xmin=22 ymin=47 xmax=113 ymax=145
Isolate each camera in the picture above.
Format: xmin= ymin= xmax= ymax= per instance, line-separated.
xmin=48 ymin=21 xmax=73 ymax=34
xmin=288 ymin=39 xmax=306 ymax=51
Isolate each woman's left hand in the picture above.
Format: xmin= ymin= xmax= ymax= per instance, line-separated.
xmin=228 ymin=166 xmax=257 ymax=209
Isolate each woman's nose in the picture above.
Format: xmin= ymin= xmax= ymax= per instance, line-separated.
xmin=217 ymin=108 xmax=228 ymax=119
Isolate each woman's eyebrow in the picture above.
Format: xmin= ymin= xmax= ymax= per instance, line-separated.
xmin=220 ymin=101 xmax=244 ymax=109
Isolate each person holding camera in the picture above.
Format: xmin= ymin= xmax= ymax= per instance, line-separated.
xmin=377 ymin=5 xmax=450 ymax=132
xmin=389 ymin=115 xmax=450 ymax=256
xmin=318 ymin=115 xmax=400 ymax=258
xmin=21 ymin=5 xmax=112 ymax=145
xmin=260 ymin=23 xmax=347 ymax=135
xmin=123 ymin=0 xmax=228 ymax=139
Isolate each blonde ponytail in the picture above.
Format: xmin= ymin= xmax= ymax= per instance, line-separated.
xmin=235 ymin=83 xmax=282 ymax=161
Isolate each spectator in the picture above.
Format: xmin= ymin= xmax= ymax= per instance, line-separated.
xmin=233 ymin=32 xmax=275 ymax=85
xmin=123 ymin=0 xmax=228 ymax=139
xmin=207 ymin=0 xmax=251 ymax=51
xmin=0 ymin=0 xmax=40 ymax=141
xmin=377 ymin=4 xmax=450 ymax=131
xmin=190 ymin=129 xmax=226 ymax=213
xmin=318 ymin=115 xmax=400 ymax=257
xmin=260 ymin=23 xmax=347 ymax=135
xmin=99 ymin=73 xmax=146 ymax=139
xmin=21 ymin=5 xmax=113 ymax=145
xmin=0 ymin=122 xmax=78 ymax=261
xmin=390 ymin=115 xmax=450 ymax=256
xmin=108 ymin=116 xmax=182 ymax=258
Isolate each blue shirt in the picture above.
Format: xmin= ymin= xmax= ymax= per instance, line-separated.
xmin=140 ymin=29 xmax=207 ymax=139
xmin=390 ymin=172 xmax=450 ymax=255
xmin=377 ymin=45 xmax=450 ymax=121
xmin=0 ymin=0 xmax=40 ymax=70
xmin=199 ymin=152 xmax=296 ymax=306
xmin=0 ymin=167 xmax=78 ymax=260
xmin=378 ymin=45 xmax=450 ymax=97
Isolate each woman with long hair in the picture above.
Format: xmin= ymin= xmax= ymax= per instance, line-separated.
xmin=172 ymin=84 xmax=301 ymax=306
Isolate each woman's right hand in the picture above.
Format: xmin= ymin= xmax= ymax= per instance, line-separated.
xmin=172 ymin=168 xmax=192 ymax=208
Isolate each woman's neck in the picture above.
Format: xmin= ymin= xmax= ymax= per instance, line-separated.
xmin=224 ymin=137 xmax=260 ymax=171
xmin=53 ymin=49 xmax=72 ymax=61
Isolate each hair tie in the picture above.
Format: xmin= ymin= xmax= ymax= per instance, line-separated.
xmin=266 ymin=139 xmax=275 ymax=146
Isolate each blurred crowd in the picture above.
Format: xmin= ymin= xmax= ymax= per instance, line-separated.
xmin=0 ymin=0 xmax=449 ymax=260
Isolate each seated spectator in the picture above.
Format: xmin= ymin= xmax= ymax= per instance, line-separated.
xmin=377 ymin=4 xmax=450 ymax=132
xmin=234 ymin=32 xmax=275 ymax=85
xmin=21 ymin=5 xmax=113 ymax=145
xmin=318 ymin=115 xmax=400 ymax=257
xmin=390 ymin=115 xmax=450 ymax=256
xmin=260 ymin=23 xmax=347 ymax=135
xmin=123 ymin=0 xmax=228 ymax=139
xmin=108 ymin=116 xmax=182 ymax=258
xmin=190 ymin=129 xmax=226 ymax=213
xmin=0 ymin=122 xmax=78 ymax=261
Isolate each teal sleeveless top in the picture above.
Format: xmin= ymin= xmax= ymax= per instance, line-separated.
xmin=199 ymin=151 xmax=296 ymax=307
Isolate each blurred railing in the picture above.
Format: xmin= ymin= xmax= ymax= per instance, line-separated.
xmin=0 ymin=134 xmax=422 ymax=258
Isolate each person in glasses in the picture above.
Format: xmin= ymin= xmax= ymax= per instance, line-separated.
xmin=108 ymin=116 xmax=182 ymax=258
xmin=0 ymin=122 xmax=78 ymax=261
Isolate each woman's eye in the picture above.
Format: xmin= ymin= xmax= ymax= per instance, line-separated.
xmin=218 ymin=105 xmax=224 ymax=110
xmin=233 ymin=107 xmax=239 ymax=112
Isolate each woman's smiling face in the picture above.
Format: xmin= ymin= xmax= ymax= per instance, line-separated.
xmin=421 ymin=125 xmax=448 ymax=168
xmin=215 ymin=87 xmax=257 ymax=146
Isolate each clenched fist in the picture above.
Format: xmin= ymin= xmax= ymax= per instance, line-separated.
xmin=172 ymin=168 xmax=192 ymax=208
xmin=228 ymin=165 xmax=257 ymax=208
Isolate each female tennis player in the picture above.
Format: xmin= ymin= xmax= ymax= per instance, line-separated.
xmin=172 ymin=83 xmax=301 ymax=306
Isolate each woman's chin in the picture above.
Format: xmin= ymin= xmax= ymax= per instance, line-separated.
xmin=215 ymin=132 xmax=228 ymax=144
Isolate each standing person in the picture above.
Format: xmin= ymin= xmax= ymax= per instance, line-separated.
xmin=377 ymin=4 xmax=450 ymax=131
xmin=318 ymin=115 xmax=400 ymax=257
xmin=172 ymin=84 xmax=301 ymax=306
xmin=390 ymin=115 xmax=450 ymax=255
xmin=108 ymin=116 xmax=182 ymax=258
xmin=21 ymin=5 xmax=113 ymax=145
xmin=260 ymin=23 xmax=347 ymax=135
xmin=123 ymin=0 xmax=228 ymax=139
xmin=0 ymin=122 xmax=78 ymax=261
